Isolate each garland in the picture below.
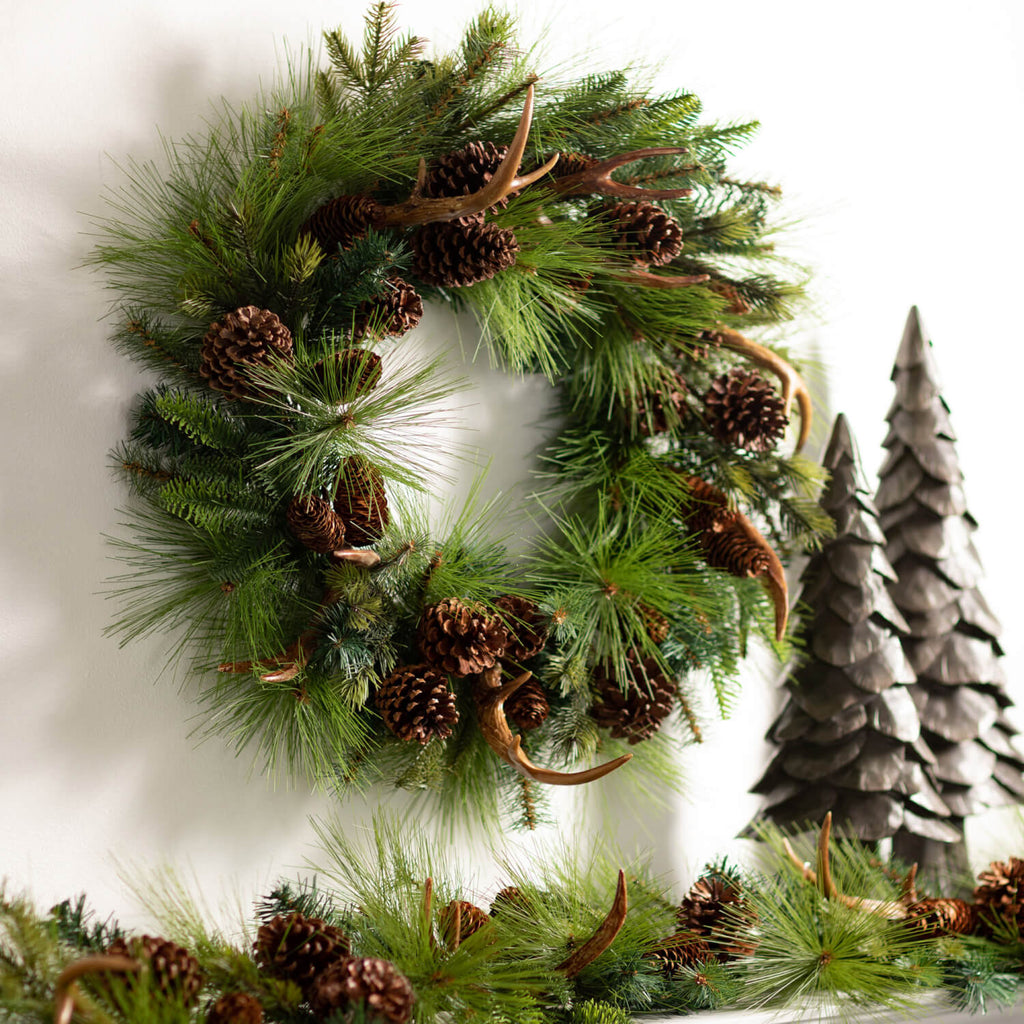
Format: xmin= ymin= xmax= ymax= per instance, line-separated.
xmin=7 ymin=816 xmax=1024 ymax=1023
xmin=92 ymin=3 xmax=832 ymax=822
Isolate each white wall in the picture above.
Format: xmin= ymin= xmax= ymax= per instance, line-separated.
xmin=3 ymin=0 xmax=1024 ymax=935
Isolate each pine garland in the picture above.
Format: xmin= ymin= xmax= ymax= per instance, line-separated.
xmin=91 ymin=4 xmax=831 ymax=823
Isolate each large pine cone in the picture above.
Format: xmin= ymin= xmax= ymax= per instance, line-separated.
xmin=312 ymin=349 xmax=382 ymax=396
xmin=352 ymin=278 xmax=424 ymax=340
xmin=376 ymin=664 xmax=459 ymax=744
xmin=286 ymin=495 xmax=346 ymax=553
xmin=634 ymin=372 xmax=688 ymax=436
xmin=703 ymin=368 xmax=787 ymax=452
xmin=308 ymin=956 xmax=414 ymax=1024
xmin=590 ymin=650 xmax=676 ymax=744
xmin=207 ymin=992 xmax=264 ymax=1024
xmin=412 ymin=221 xmax=519 ymax=287
xmin=334 ymin=457 xmax=389 ymax=546
xmin=200 ymin=306 xmax=294 ymax=399
xmin=604 ymin=201 xmax=683 ymax=267
xmin=974 ymin=858 xmax=1024 ymax=930
xmin=906 ymin=897 xmax=977 ymax=937
xmin=439 ymin=900 xmax=492 ymax=947
xmin=644 ymin=932 xmax=713 ymax=976
xmin=505 ymin=677 xmax=550 ymax=731
xmin=676 ymin=873 xmax=756 ymax=961
xmin=424 ymin=141 xmax=512 ymax=224
xmin=253 ymin=912 xmax=350 ymax=993
xmin=300 ymin=195 xmax=386 ymax=254
xmin=105 ymin=935 xmax=204 ymax=1005
xmin=418 ymin=598 xmax=508 ymax=677
xmin=681 ymin=477 xmax=774 ymax=580
xmin=494 ymin=595 xmax=549 ymax=662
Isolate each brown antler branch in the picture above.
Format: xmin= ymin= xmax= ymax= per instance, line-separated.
xmin=611 ymin=268 xmax=711 ymax=288
xmin=54 ymin=954 xmax=140 ymax=1024
xmin=218 ymin=628 xmax=318 ymax=682
xmin=711 ymin=325 xmax=812 ymax=452
xmin=549 ymin=148 xmax=695 ymax=200
xmin=380 ymin=85 xmax=559 ymax=228
xmin=474 ymin=667 xmax=632 ymax=786
xmin=557 ymin=870 xmax=628 ymax=977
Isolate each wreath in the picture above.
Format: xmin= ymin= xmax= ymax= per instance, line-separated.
xmin=93 ymin=3 xmax=832 ymax=823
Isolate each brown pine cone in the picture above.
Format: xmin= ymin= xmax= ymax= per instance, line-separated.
xmin=412 ymin=221 xmax=519 ymax=287
xmin=376 ymin=664 xmax=458 ymax=744
xmin=644 ymin=932 xmax=713 ymax=976
xmin=300 ymin=195 xmax=386 ymax=254
xmin=604 ymin=201 xmax=683 ymax=267
xmin=334 ymin=457 xmax=389 ymax=546
xmin=494 ymin=595 xmax=549 ymax=661
xmin=681 ymin=477 xmax=774 ymax=580
xmin=590 ymin=649 xmax=676 ymax=744
xmin=676 ymin=873 xmax=756 ymax=960
xmin=439 ymin=900 xmax=492 ymax=948
xmin=708 ymin=279 xmax=752 ymax=315
xmin=703 ymin=368 xmax=787 ymax=452
xmin=633 ymin=372 xmax=688 ymax=436
xmin=489 ymin=886 xmax=529 ymax=917
xmin=551 ymin=152 xmax=596 ymax=178
xmin=311 ymin=349 xmax=383 ymax=396
xmin=505 ymin=677 xmax=550 ymax=731
xmin=286 ymin=495 xmax=346 ymax=553
xmin=639 ymin=604 xmax=670 ymax=644
xmin=417 ymin=598 xmax=508 ymax=677
xmin=105 ymin=935 xmax=204 ymax=1006
xmin=200 ymin=306 xmax=294 ymax=399
xmin=253 ymin=912 xmax=350 ymax=993
xmin=308 ymin=956 xmax=414 ymax=1024
xmin=352 ymin=278 xmax=424 ymax=340
xmin=424 ymin=141 xmax=512 ymax=224
xmin=207 ymin=992 xmax=264 ymax=1024
xmin=974 ymin=857 xmax=1024 ymax=930
xmin=906 ymin=897 xmax=978 ymax=937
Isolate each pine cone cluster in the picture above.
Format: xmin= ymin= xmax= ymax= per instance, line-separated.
xmin=376 ymin=664 xmax=459 ymax=744
xmin=312 ymin=349 xmax=383 ymax=396
xmin=352 ymin=278 xmax=424 ymax=340
xmin=644 ymin=932 xmax=712 ymax=977
xmin=286 ymin=495 xmax=346 ymax=553
xmin=207 ymin=992 xmax=264 ymax=1024
xmin=703 ymin=368 xmax=787 ymax=452
xmin=200 ymin=306 xmax=294 ymax=399
xmin=308 ymin=956 xmax=414 ymax=1024
xmin=974 ymin=857 xmax=1024 ymax=931
xmin=590 ymin=650 xmax=676 ymax=744
xmin=682 ymin=476 xmax=774 ymax=580
xmin=412 ymin=221 xmax=519 ymax=287
xmin=676 ymin=872 xmax=756 ymax=961
xmin=439 ymin=899 xmax=492 ymax=947
xmin=300 ymin=195 xmax=386 ymax=254
xmin=105 ymin=935 xmax=204 ymax=1005
xmin=335 ymin=457 xmax=389 ymax=546
xmin=424 ymin=141 xmax=512 ymax=222
xmin=633 ymin=372 xmax=688 ymax=436
xmin=254 ymin=912 xmax=350 ymax=994
xmin=418 ymin=598 xmax=508 ymax=676
xmin=494 ymin=595 xmax=549 ymax=662
xmin=604 ymin=200 xmax=683 ymax=267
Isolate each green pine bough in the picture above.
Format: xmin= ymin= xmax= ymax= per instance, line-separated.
xmin=92 ymin=3 xmax=833 ymax=822
xmin=6 ymin=816 xmax=1024 ymax=1023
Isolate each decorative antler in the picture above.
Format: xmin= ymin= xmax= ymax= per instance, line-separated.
xmin=549 ymin=148 xmax=695 ymax=200
xmin=612 ymin=268 xmax=710 ymax=288
xmin=218 ymin=628 xmax=318 ymax=682
xmin=711 ymin=325 xmax=812 ymax=452
xmin=557 ymin=870 xmax=628 ymax=977
xmin=380 ymin=85 xmax=559 ymax=228
xmin=54 ymin=954 xmax=140 ymax=1024
xmin=474 ymin=667 xmax=632 ymax=786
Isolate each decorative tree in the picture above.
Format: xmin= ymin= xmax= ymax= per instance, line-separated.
xmin=878 ymin=307 xmax=1024 ymax=876
xmin=753 ymin=413 xmax=958 ymax=844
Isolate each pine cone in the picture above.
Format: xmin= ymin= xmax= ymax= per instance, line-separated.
xmin=906 ymin=898 xmax=978 ymax=937
xmin=334 ymin=457 xmax=389 ymax=546
xmin=494 ymin=595 xmax=549 ymax=661
xmin=676 ymin=872 xmax=756 ymax=960
xmin=551 ymin=152 xmax=595 ymax=178
xmin=200 ymin=306 xmax=294 ymax=399
xmin=708 ymin=279 xmax=752 ymax=315
xmin=640 ymin=604 xmax=670 ymax=644
xmin=703 ymin=368 xmax=787 ymax=452
xmin=681 ymin=477 xmax=774 ymax=580
xmin=105 ymin=935 xmax=204 ymax=1006
xmin=300 ymin=195 xmax=386 ymax=254
xmin=489 ymin=886 xmax=529 ymax=917
xmin=207 ymin=992 xmax=264 ymax=1024
xmin=376 ymin=664 xmax=459 ymax=744
xmin=633 ymin=372 xmax=688 ymax=436
xmin=253 ymin=912 xmax=350 ymax=993
xmin=974 ymin=857 xmax=1024 ymax=930
xmin=417 ymin=598 xmax=508 ymax=677
xmin=412 ymin=221 xmax=519 ymax=287
xmin=644 ymin=932 xmax=713 ymax=976
xmin=505 ymin=677 xmax=550 ymax=731
xmin=312 ymin=349 xmax=383 ymax=395
xmin=308 ymin=956 xmax=414 ymax=1024
xmin=590 ymin=650 xmax=676 ymax=744
xmin=286 ymin=495 xmax=347 ymax=554
xmin=352 ymin=278 xmax=424 ymax=339
xmin=604 ymin=201 xmax=683 ymax=267
xmin=439 ymin=900 xmax=492 ymax=947
xmin=424 ymin=141 xmax=512 ymax=224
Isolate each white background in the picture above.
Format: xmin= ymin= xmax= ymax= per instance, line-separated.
xmin=3 ymin=0 xmax=1024 ymax=950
